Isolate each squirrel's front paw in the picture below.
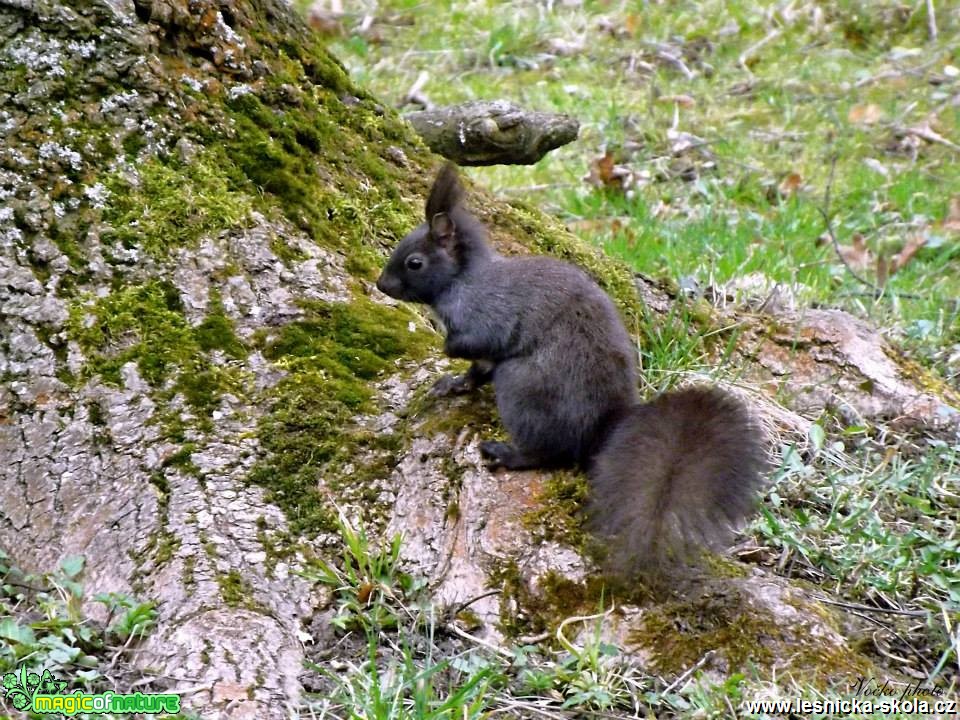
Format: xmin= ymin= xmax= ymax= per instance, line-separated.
xmin=429 ymin=373 xmax=474 ymax=397
xmin=480 ymin=441 xmax=544 ymax=471
xmin=479 ymin=441 xmax=508 ymax=468
xmin=479 ymin=441 xmax=517 ymax=469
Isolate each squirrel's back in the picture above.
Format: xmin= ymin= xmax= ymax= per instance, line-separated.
xmin=445 ymin=254 xmax=639 ymax=464
xmin=587 ymin=386 xmax=767 ymax=575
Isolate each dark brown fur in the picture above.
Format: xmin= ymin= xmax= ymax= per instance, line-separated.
xmin=588 ymin=386 xmax=767 ymax=573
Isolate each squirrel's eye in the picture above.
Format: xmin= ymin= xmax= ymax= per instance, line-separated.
xmin=405 ymin=256 xmax=423 ymax=271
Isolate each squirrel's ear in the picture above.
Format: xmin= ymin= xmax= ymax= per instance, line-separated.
xmin=425 ymin=163 xmax=465 ymax=221
xmin=430 ymin=212 xmax=457 ymax=246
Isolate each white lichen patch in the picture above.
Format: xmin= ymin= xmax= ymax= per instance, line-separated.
xmin=100 ymin=90 xmax=141 ymax=114
xmin=83 ymin=182 xmax=110 ymax=209
xmin=227 ymin=84 xmax=253 ymax=100
xmin=38 ymin=141 xmax=84 ymax=171
xmin=181 ymin=75 xmax=204 ymax=92
xmin=7 ymin=33 xmax=66 ymax=77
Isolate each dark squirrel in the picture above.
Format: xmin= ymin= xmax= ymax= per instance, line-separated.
xmin=377 ymin=163 xmax=768 ymax=576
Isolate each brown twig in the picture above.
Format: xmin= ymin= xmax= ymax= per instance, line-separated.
xmin=813 ymin=595 xmax=927 ymax=617
xmin=662 ymin=650 xmax=716 ymax=694
xmin=900 ymin=122 xmax=960 ymax=155
xmin=853 ymin=54 xmax=943 ymax=89
xmin=739 ymin=29 xmax=782 ymax=75
xmin=450 ymin=588 xmax=501 ymax=617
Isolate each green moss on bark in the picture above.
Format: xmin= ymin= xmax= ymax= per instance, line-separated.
xmin=102 ymin=150 xmax=253 ymax=260
xmin=66 ymin=281 xmax=248 ymax=422
xmin=247 ymin=296 xmax=435 ymax=537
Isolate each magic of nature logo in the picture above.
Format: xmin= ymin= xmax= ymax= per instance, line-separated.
xmin=2 ymin=666 xmax=180 ymax=716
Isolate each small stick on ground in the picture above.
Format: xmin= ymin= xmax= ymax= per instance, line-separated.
xmin=739 ymin=29 xmax=782 ymax=75
xmin=663 ymin=650 xmax=715 ymax=694
xmin=398 ymin=70 xmax=431 ymax=110
xmin=926 ymin=0 xmax=938 ymax=42
xmin=818 ymin=155 xmax=885 ymax=296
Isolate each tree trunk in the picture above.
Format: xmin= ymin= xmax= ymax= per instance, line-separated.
xmin=0 ymin=0 xmax=436 ymax=716
xmin=0 ymin=1 xmax=638 ymax=715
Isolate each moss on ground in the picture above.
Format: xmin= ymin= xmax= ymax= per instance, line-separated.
xmin=630 ymin=586 xmax=874 ymax=682
xmin=491 ymin=561 xmax=613 ymax=640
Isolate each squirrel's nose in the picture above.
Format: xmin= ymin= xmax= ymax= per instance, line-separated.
xmin=376 ymin=273 xmax=397 ymax=298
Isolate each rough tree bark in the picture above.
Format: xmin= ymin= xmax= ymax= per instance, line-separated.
xmin=0 ymin=1 xmax=437 ymax=716
xmin=1 ymin=1 xmax=956 ymax=718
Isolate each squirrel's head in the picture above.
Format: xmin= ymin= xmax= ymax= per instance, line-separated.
xmin=377 ymin=163 xmax=488 ymax=304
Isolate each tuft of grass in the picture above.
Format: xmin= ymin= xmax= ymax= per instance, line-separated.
xmin=301 ymin=521 xmax=688 ymax=718
xmin=758 ymin=431 xmax=960 ymax=674
xmin=303 ymin=516 xmax=422 ymax=632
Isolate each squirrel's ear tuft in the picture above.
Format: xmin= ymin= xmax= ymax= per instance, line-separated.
xmin=425 ymin=163 xmax=464 ymax=221
xmin=429 ymin=212 xmax=457 ymax=246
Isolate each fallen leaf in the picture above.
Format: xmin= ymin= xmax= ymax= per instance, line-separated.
xmin=307 ymin=7 xmax=345 ymax=35
xmin=863 ymin=157 xmax=890 ymax=177
xmin=848 ymin=103 xmax=883 ymax=125
xmin=566 ymin=217 xmax=636 ymax=245
xmin=778 ymin=172 xmax=803 ymax=195
xmin=595 ymin=152 xmax=616 ymax=185
xmin=876 ymin=254 xmax=889 ymax=287
xmin=666 ymin=128 xmax=705 ymax=154
xmin=547 ymin=37 xmax=586 ymax=57
xmin=890 ymin=233 xmax=927 ymax=273
xmin=584 ymin=152 xmax=636 ymax=192
xmin=357 ymin=582 xmax=375 ymax=603
xmin=943 ymin=196 xmax=960 ymax=233
xmin=659 ymin=94 xmax=696 ymax=108
xmin=837 ymin=232 xmax=873 ymax=272
xmin=597 ymin=16 xmax=631 ymax=40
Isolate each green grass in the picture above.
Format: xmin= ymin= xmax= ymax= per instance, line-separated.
xmin=301 ymin=519 xmax=757 ymax=718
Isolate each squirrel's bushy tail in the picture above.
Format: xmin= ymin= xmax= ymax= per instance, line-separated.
xmin=587 ymin=386 xmax=767 ymax=576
